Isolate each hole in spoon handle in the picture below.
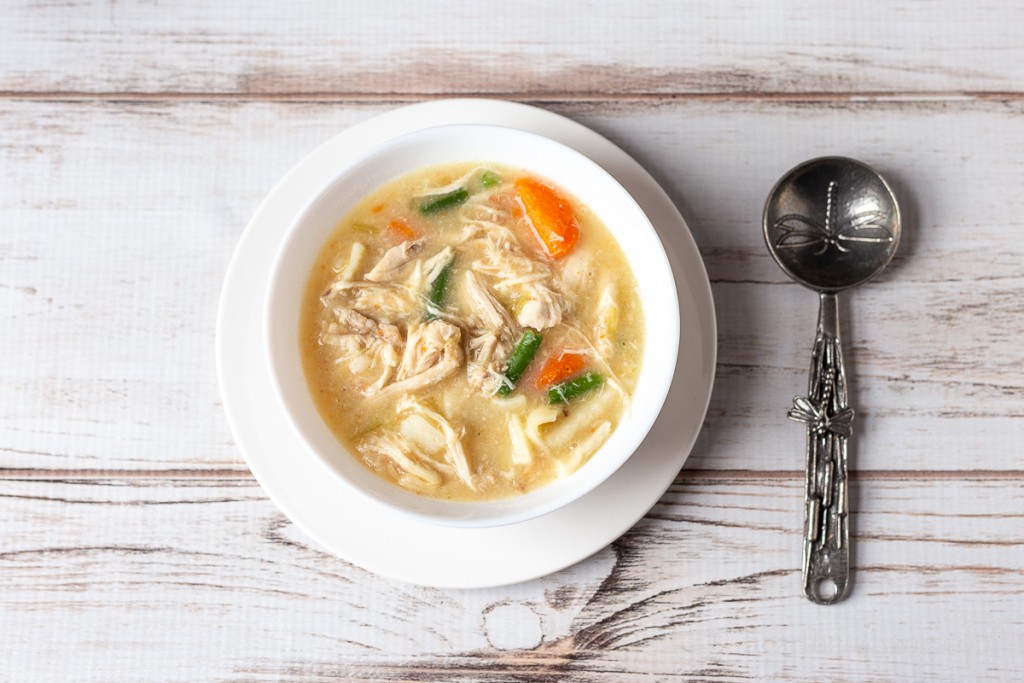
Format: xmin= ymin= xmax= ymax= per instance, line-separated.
xmin=787 ymin=293 xmax=852 ymax=604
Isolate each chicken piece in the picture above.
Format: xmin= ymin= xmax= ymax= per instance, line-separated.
xmin=558 ymin=248 xmax=592 ymax=313
xmin=397 ymin=320 xmax=462 ymax=380
xmin=331 ymin=307 xmax=376 ymax=335
xmin=359 ymin=432 xmax=440 ymax=486
xmin=397 ymin=396 xmax=474 ymax=489
xmin=374 ymin=323 xmax=402 ymax=347
xmin=365 ymin=238 xmax=425 ymax=282
xmin=516 ymin=282 xmax=562 ymax=330
xmin=318 ymin=306 xmax=402 ymax=393
xmin=466 ymin=331 xmax=507 ymax=396
xmin=465 ymin=224 xmax=534 ymax=279
xmin=330 ymin=242 xmax=367 ymax=280
xmin=321 ymin=281 xmax=416 ymax=319
xmin=331 ymin=307 xmax=401 ymax=345
xmin=464 ymin=222 xmax=563 ymax=331
xmin=354 ymin=284 xmax=417 ymax=318
xmin=360 ymin=323 xmax=402 ymax=393
xmin=322 ymin=329 xmax=385 ymax=374
xmin=401 ymin=248 xmax=454 ymax=295
xmin=372 ymin=320 xmax=463 ymax=397
xmin=423 ymin=246 xmax=455 ymax=286
xmin=462 ymin=272 xmax=520 ymax=395
xmin=464 ymin=271 xmax=516 ymax=332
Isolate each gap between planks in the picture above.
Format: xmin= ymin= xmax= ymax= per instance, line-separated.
xmin=1 ymin=468 xmax=1022 ymax=482
xmin=0 ymin=90 xmax=1020 ymax=104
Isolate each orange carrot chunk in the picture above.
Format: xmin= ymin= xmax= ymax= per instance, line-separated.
xmin=388 ymin=219 xmax=418 ymax=241
xmin=514 ymin=177 xmax=580 ymax=259
xmin=535 ymin=351 xmax=587 ymax=389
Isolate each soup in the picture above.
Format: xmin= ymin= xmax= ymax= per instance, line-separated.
xmin=300 ymin=162 xmax=643 ymax=501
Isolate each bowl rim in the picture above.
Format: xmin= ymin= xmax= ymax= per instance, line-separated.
xmin=263 ymin=122 xmax=680 ymax=528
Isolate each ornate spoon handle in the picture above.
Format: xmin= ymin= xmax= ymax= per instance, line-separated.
xmin=788 ymin=293 xmax=852 ymax=604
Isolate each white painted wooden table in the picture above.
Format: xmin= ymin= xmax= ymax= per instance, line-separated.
xmin=3 ymin=2 xmax=1023 ymax=681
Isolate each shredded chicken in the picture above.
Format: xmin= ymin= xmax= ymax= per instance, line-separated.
xmin=365 ymin=238 xmax=425 ymax=282
xmin=464 ymin=270 xmax=516 ymax=332
xmin=331 ymin=307 xmax=376 ymax=335
xmin=372 ymin=320 xmax=463 ymax=397
xmin=330 ymin=242 xmax=367 ymax=280
xmin=423 ymin=246 xmax=455 ymax=285
xmin=397 ymin=396 xmax=474 ymax=489
xmin=517 ymin=283 xmax=562 ymax=330
xmin=398 ymin=246 xmax=455 ymax=300
xmin=466 ymin=332 xmax=506 ymax=396
xmin=463 ymin=222 xmax=564 ymax=331
xmin=321 ymin=280 xmax=416 ymax=319
xmin=319 ymin=307 xmax=403 ymax=394
xmin=463 ymin=271 xmax=519 ymax=395
xmin=397 ymin=320 xmax=462 ymax=379
xmin=359 ymin=432 xmax=440 ymax=486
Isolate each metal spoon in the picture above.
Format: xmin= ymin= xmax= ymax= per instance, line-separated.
xmin=763 ymin=157 xmax=901 ymax=604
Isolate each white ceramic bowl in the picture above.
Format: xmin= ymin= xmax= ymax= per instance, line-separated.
xmin=265 ymin=124 xmax=679 ymax=528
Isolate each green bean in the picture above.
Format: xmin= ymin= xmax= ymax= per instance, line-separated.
xmin=419 ymin=188 xmax=469 ymax=216
xmin=548 ymin=372 xmax=603 ymax=404
xmin=497 ymin=330 xmax=543 ymax=396
xmin=425 ymin=260 xmax=454 ymax=320
xmin=480 ymin=170 xmax=501 ymax=188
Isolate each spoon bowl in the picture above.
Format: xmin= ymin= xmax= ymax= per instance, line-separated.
xmin=764 ymin=157 xmax=901 ymax=291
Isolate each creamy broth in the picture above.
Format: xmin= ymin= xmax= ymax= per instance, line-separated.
xmin=300 ymin=163 xmax=643 ymax=501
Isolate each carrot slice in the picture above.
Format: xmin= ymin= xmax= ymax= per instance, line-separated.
xmin=535 ymin=351 xmax=587 ymax=389
xmin=514 ymin=177 xmax=580 ymax=259
xmin=388 ymin=219 xmax=418 ymax=241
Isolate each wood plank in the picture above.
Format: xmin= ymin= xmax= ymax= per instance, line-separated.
xmin=1 ymin=98 xmax=1022 ymax=472
xmin=1 ymin=1 xmax=1023 ymax=96
xmin=2 ymin=475 xmax=1022 ymax=681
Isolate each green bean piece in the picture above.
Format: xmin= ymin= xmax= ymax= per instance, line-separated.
xmin=480 ymin=170 xmax=501 ymax=188
xmin=425 ymin=260 xmax=454 ymax=320
xmin=497 ymin=330 xmax=543 ymax=396
xmin=548 ymin=372 xmax=603 ymax=404
xmin=419 ymin=188 xmax=470 ymax=216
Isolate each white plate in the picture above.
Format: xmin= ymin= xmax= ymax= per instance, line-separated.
xmin=216 ymin=99 xmax=717 ymax=588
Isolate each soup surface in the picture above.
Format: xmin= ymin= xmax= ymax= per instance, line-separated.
xmin=300 ymin=162 xmax=643 ymax=501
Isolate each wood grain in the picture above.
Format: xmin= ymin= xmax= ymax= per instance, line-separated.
xmin=1 ymin=99 xmax=1021 ymax=473
xmin=3 ymin=3 xmax=1024 ymax=680
xmin=2 ymin=1 xmax=1024 ymax=97
xmin=2 ymin=475 xmax=1021 ymax=682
